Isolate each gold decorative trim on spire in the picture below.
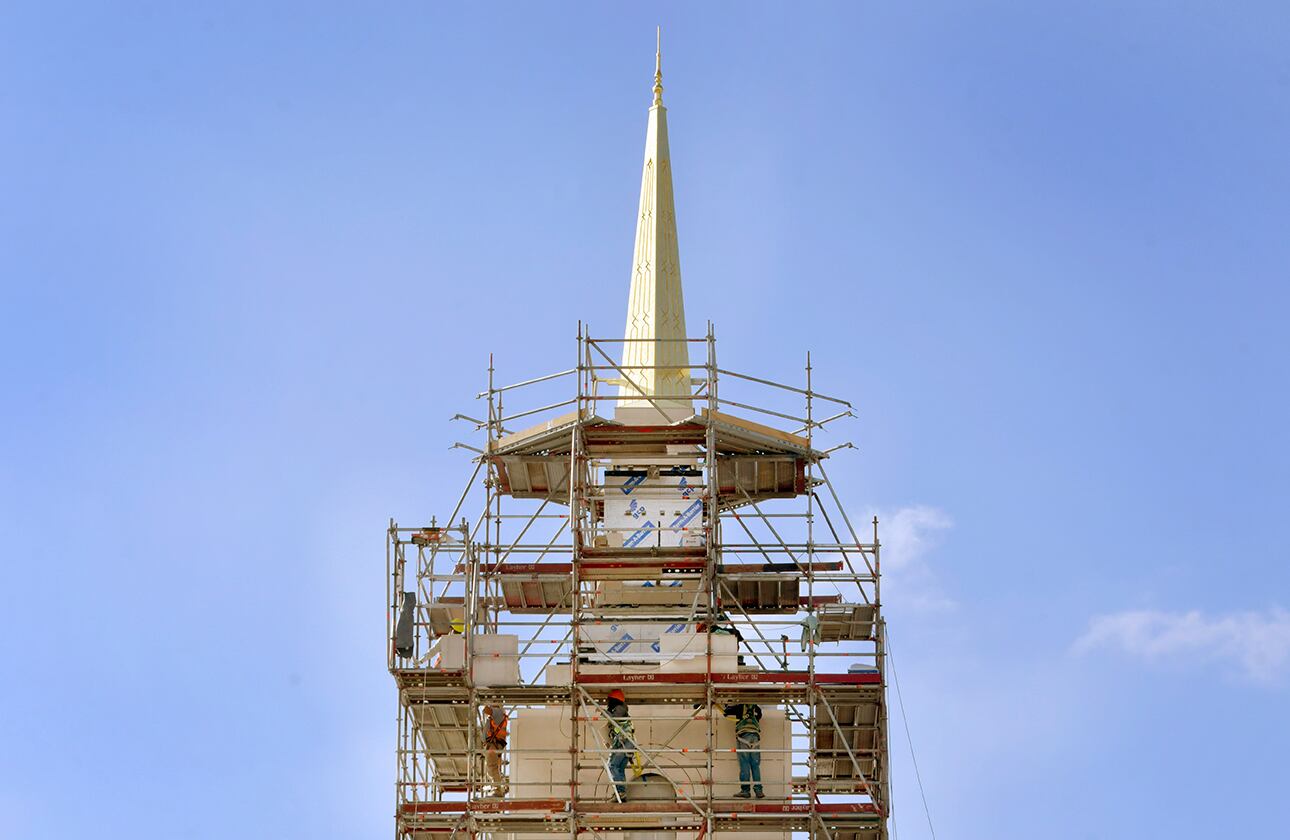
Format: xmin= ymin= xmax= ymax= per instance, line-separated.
xmin=653 ymin=27 xmax=664 ymax=106
xmin=618 ymin=29 xmax=690 ymax=422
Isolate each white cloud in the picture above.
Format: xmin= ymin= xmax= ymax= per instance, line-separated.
xmin=870 ymin=505 xmax=954 ymax=612
xmin=1073 ymin=607 xmax=1290 ymax=682
xmin=878 ymin=505 xmax=953 ymax=571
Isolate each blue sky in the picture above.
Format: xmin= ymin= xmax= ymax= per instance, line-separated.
xmin=3 ymin=2 xmax=1288 ymax=838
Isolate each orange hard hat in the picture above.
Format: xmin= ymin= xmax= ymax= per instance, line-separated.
xmin=607 ymin=689 xmax=626 ymax=703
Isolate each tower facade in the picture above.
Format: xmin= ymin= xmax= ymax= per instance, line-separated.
xmin=386 ymin=39 xmax=891 ymax=840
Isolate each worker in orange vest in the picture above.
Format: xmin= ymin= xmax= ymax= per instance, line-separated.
xmin=482 ymin=705 xmax=509 ymax=796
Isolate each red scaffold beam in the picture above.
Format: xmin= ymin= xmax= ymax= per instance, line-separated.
xmin=575 ymin=671 xmax=881 ymax=686
xmin=416 ymin=800 xmax=882 ymax=816
xmin=400 ymin=798 xmax=569 ymax=814
xmin=580 ymin=801 xmax=880 ymax=814
xmin=471 ymin=560 xmax=846 ymax=575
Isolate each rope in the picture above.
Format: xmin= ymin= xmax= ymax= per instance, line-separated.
xmin=888 ymin=630 xmax=936 ymax=840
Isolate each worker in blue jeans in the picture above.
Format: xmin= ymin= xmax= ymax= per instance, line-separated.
xmin=723 ymin=703 xmax=764 ymax=798
xmin=606 ymin=689 xmax=635 ymax=802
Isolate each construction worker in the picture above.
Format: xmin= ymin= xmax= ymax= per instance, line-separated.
xmin=799 ymin=607 xmax=821 ymax=652
xmin=605 ymin=689 xmax=635 ymax=802
xmin=723 ymin=703 xmax=764 ymax=799
xmin=482 ymin=705 xmax=509 ymax=796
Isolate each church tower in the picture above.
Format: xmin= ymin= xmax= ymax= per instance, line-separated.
xmin=385 ymin=34 xmax=892 ymax=840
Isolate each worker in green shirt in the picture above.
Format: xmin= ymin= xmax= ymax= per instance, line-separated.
xmin=723 ymin=703 xmax=764 ymax=798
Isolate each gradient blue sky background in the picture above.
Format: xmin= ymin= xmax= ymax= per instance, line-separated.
xmin=3 ymin=2 xmax=1288 ymax=838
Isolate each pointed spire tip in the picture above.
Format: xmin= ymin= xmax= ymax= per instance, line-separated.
xmin=652 ymin=27 xmax=664 ymax=106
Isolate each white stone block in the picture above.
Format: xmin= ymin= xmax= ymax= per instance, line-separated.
xmin=430 ymin=634 xmax=465 ymax=670
xmin=473 ymin=633 xmax=518 ymax=654
xmin=603 ymin=472 xmax=703 ymax=549
xmin=471 ymin=633 xmax=519 ymax=685
xmin=583 ymin=621 xmax=694 ymax=663
xmin=659 ymin=633 xmax=738 ymax=673
xmin=472 ymin=657 xmax=518 ymax=686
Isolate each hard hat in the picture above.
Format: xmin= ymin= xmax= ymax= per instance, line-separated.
xmin=608 ymin=689 xmax=626 ymax=704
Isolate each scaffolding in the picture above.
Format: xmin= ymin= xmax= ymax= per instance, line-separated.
xmin=386 ymin=326 xmax=890 ymax=840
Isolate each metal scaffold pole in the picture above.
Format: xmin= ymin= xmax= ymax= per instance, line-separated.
xmin=704 ymin=321 xmax=717 ymax=836
xmin=569 ymin=324 xmax=584 ymax=839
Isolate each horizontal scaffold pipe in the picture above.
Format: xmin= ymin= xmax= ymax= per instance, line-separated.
xmin=477 ymin=367 xmax=577 ymax=399
xmin=490 ymin=397 xmax=578 ymax=426
xmin=588 ymin=336 xmax=706 ymax=343
xmin=716 ymin=396 xmax=809 ymax=427
xmin=585 ymin=363 xmax=707 ymax=370
xmin=716 ymin=367 xmax=853 ymax=408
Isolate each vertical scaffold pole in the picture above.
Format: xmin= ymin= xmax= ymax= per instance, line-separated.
xmin=468 ymin=355 xmax=496 ymax=806
xmin=875 ymin=517 xmax=890 ymax=833
xmin=493 ymin=366 xmax=504 ymax=636
xmin=806 ymin=350 xmax=817 ymax=838
xmin=704 ymin=321 xmax=717 ymax=834
xmin=568 ymin=323 xmax=583 ymax=840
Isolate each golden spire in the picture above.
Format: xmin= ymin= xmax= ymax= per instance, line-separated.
xmin=618 ymin=30 xmax=690 ymax=422
xmin=653 ymin=27 xmax=664 ymax=106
